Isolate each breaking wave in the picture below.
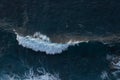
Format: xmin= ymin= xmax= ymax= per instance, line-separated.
xmin=100 ymin=54 xmax=120 ymax=80
xmin=0 ymin=68 xmax=61 ymax=80
xmin=100 ymin=71 xmax=110 ymax=80
xmin=15 ymin=31 xmax=88 ymax=54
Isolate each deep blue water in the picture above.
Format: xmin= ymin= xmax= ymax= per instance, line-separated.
xmin=0 ymin=0 xmax=120 ymax=80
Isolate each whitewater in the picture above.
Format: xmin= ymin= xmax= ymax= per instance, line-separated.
xmin=0 ymin=68 xmax=61 ymax=80
xmin=15 ymin=31 xmax=88 ymax=54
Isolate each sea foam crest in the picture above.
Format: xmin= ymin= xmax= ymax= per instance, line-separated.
xmin=1 ymin=68 xmax=61 ymax=80
xmin=15 ymin=32 xmax=87 ymax=54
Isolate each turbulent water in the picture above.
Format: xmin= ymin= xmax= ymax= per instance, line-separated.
xmin=0 ymin=0 xmax=120 ymax=80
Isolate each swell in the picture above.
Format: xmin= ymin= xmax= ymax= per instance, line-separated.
xmin=0 ymin=25 xmax=120 ymax=55
xmin=1 ymin=28 xmax=120 ymax=80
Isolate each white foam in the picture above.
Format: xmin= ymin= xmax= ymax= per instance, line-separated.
xmin=108 ymin=55 xmax=120 ymax=69
xmin=1 ymin=68 xmax=61 ymax=80
xmin=100 ymin=71 xmax=110 ymax=80
xmin=106 ymin=55 xmax=120 ymax=79
xmin=15 ymin=32 xmax=88 ymax=54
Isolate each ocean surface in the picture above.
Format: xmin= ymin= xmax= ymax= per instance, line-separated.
xmin=0 ymin=0 xmax=120 ymax=80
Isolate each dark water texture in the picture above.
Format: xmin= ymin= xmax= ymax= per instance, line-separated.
xmin=0 ymin=0 xmax=120 ymax=36
xmin=0 ymin=29 xmax=111 ymax=80
xmin=0 ymin=0 xmax=120 ymax=80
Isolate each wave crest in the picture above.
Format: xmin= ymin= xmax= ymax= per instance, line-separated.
xmin=15 ymin=32 xmax=88 ymax=54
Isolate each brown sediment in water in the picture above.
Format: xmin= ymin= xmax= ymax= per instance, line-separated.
xmin=49 ymin=33 xmax=120 ymax=44
xmin=14 ymin=28 xmax=120 ymax=44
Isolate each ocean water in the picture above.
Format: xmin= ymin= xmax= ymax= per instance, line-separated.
xmin=0 ymin=0 xmax=120 ymax=80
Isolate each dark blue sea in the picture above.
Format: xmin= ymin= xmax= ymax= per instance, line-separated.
xmin=0 ymin=0 xmax=120 ymax=80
